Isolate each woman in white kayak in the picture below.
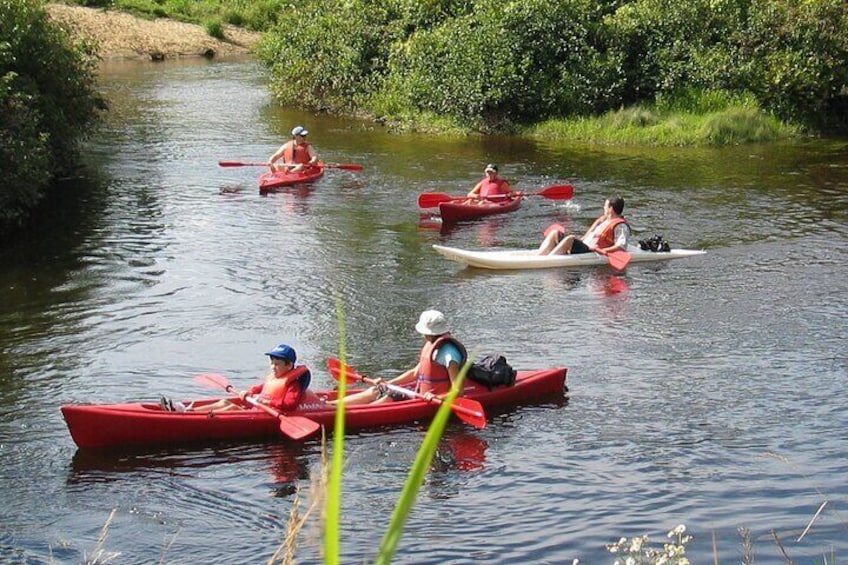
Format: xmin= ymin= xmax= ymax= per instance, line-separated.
xmin=537 ymin=195 xmax=631 ymax=256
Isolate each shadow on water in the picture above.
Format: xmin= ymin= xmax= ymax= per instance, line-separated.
xmin=68 ymin=439 xmax=311 ymax=488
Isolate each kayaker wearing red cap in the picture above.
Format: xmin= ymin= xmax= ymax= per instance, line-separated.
xmin=267 ymin=126 xmax=319 ymax=173
xmin=162 ymin=344 xmax=311 ymax=413
xmin=340 ymin=310 xmax=468 ymax=405
xmin=537 ymin=195 xmax=631 ymax=256
xmin=465 ymin=164 xmax=518 ymax=205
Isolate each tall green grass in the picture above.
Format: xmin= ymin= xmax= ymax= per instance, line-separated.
xmin=528 ymin=90 xmax=800 ymax=146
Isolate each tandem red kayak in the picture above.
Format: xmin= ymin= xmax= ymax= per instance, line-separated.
xmin=61 ymin=367 xmax=567 ymax=449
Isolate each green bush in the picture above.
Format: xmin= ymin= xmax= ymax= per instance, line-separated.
xmin=204 ymin=18 xmax=226 ymax=40
xmin=258 ymin=0 xmax=399 ymax=112
xmin=0 ymin=0 xmax=103 ymax=233
xmin=263 ymin=0 xmax=848 ymax=133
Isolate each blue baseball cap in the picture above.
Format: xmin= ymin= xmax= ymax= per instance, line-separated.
xmin=265 ymin=344 xmax=296 ymax=363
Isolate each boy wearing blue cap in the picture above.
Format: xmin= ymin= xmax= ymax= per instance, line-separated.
xmin=165 ymin=344 xmax=311 ymax=413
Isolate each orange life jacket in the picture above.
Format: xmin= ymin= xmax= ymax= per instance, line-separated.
xmin=416 ymin=336 xmax=467 ymax=394
xmin=282 ymin=141 xmax=312 ymax=165
xmin=252 ymin=365 xmax=311 ymax=411
xmin=479 ymin=177 xmax=509 ymax=198
xmin=592 ymin=217 xmax=629 ymax=249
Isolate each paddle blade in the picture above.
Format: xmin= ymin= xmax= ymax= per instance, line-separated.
xmin=418 ymin=193 xmax=456 ymax=208
xmin=451 ymin=397 xmax=487 ymax=429
xmin=218 ymin=161 xmax=266 ymax=167
xmin=327 ymin=357 xmax=363 ymax=383
xmin=607 ymin=250 xmax=632 ymax=271
xmin=194 ymin=373 xmax=231 ymax=390
xmin=243 ymin=395 xmax=320 ymax=440
xmin=278 ymin=415 xmax=321 ymax=440
xmin=324 ymin=163 xmax=363 ymax=171
xmin=537 ymin=184 xmax=574 ymax=200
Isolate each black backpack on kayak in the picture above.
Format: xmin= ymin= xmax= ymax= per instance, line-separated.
xmin=638 ymin=233 xmax=671 ymax=252
xmin=468 ymin=354 xmax=516 ymax=390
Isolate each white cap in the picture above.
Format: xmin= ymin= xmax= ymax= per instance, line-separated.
xmin=291 ymin=126 xmax=308 ymax=137
xmin=415 ymin=310 xmax=450 ymax=336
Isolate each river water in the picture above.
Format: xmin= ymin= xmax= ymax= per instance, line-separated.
xmin=1 ymin=58 xmax=846 ymax=564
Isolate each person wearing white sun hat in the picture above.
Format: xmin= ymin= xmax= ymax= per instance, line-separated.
xmin=267 ymin=125 xmax=319 ymax=173
xmin=341 ymin=310 xmax=468 ymax=405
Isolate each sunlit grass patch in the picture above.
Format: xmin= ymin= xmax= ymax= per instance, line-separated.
xmin=528 ymin=89 xmax=800 ymax=146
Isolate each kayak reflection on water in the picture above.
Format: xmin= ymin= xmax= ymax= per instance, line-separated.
xmin=433 ymin=431 xmax=488 ymax=473
xmin=592 ymin=273 xmax=630 ymax=296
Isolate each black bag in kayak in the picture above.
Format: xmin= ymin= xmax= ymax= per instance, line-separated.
xmin=468 ymin=354 xmax=517 ymax=390
xmin=638 ymin=233 xmax=671 ymax=252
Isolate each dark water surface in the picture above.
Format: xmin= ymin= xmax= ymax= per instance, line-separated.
xmin=1 ymin=58 xmax=847 ymax=564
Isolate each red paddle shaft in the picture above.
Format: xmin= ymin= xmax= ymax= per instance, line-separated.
xmin=218 ymin=160 xmax=362 ymax=171
xmin=418 ymin=184 xmax=573 ymax=208
xmin=193 ymin=373 xmax=319 ymax=440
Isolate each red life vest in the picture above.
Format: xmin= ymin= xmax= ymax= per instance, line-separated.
xmin=251 ymin=365 xmax=311 ymax=411
xmin=593 ymin=217 xmax=629 ymax=249
xmin=282 ymin=141 xmax=312 ymax=165
xmin=479 ymin=177 xmax=509 ymax=198
xmin=416 ymin=336 xmax=467 ymax=394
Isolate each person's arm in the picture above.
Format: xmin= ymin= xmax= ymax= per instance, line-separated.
xmin=502 ymin=180 xmax=518 ymax=198
xmin=385 ymin=365 xmax=418 ymax=387
xmin=467 ymin=180 xmax=483 ymax=198
xmin=272 ymin=381 xmax=303 ymax=411
xmin=239 ymin=381 xmax=265 ymax=401
xmin=306 ymin=144 xmax=318 ymax=165
xmin=582 ymin=215 xmax=606 ymax=240
xmin=446 ymin=360 xmax=463 ymax=389
xmin=268 ymin=142 xmax=289 ymax=166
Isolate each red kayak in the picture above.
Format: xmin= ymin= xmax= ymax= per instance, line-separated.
xmin=439 ymin=196 xmax=522 ymax=223
xmin=258 ymin=163 xmax=325 ymax=192
xmin=61 ymin=367 xmax=567 ymax=449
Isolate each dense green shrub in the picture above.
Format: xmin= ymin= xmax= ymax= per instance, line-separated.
xmin=602 ymin=0 xmax=848 ymax=127
xmin=258 ymin=0 xmax=402 ymax=112
xmin=0 ymin=72 xmax=51 ymax=229
xmin=259 ymin=0 xmax=847 ymax=133
xmin=376 ymin=0 xmax=603 ymax=130
xmin=0 ymin=0 xmax=103 ymax=232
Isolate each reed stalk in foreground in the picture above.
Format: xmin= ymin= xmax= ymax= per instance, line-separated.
xmin=268 ymin=298 xmax=465 ymax=564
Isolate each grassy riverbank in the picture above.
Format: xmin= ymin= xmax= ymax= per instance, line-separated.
xmin=527 ymin=91 xmax=801 ymax=146
xmin=49 ymin=1 xmax=810 ymax=145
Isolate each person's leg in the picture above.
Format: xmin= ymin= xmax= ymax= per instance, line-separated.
xmin=537 ymin=231 xmax=561 ymax=255
xmin=330 ymin=387 xmax=379 ymax=405
xmin=188 ymin=399 xmax=241 ymax=413
xmin=550 ymin=235 xmax=577 ymax=255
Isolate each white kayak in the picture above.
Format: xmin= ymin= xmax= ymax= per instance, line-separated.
xmin=432 ymin=244 xmax=706 ymax=270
